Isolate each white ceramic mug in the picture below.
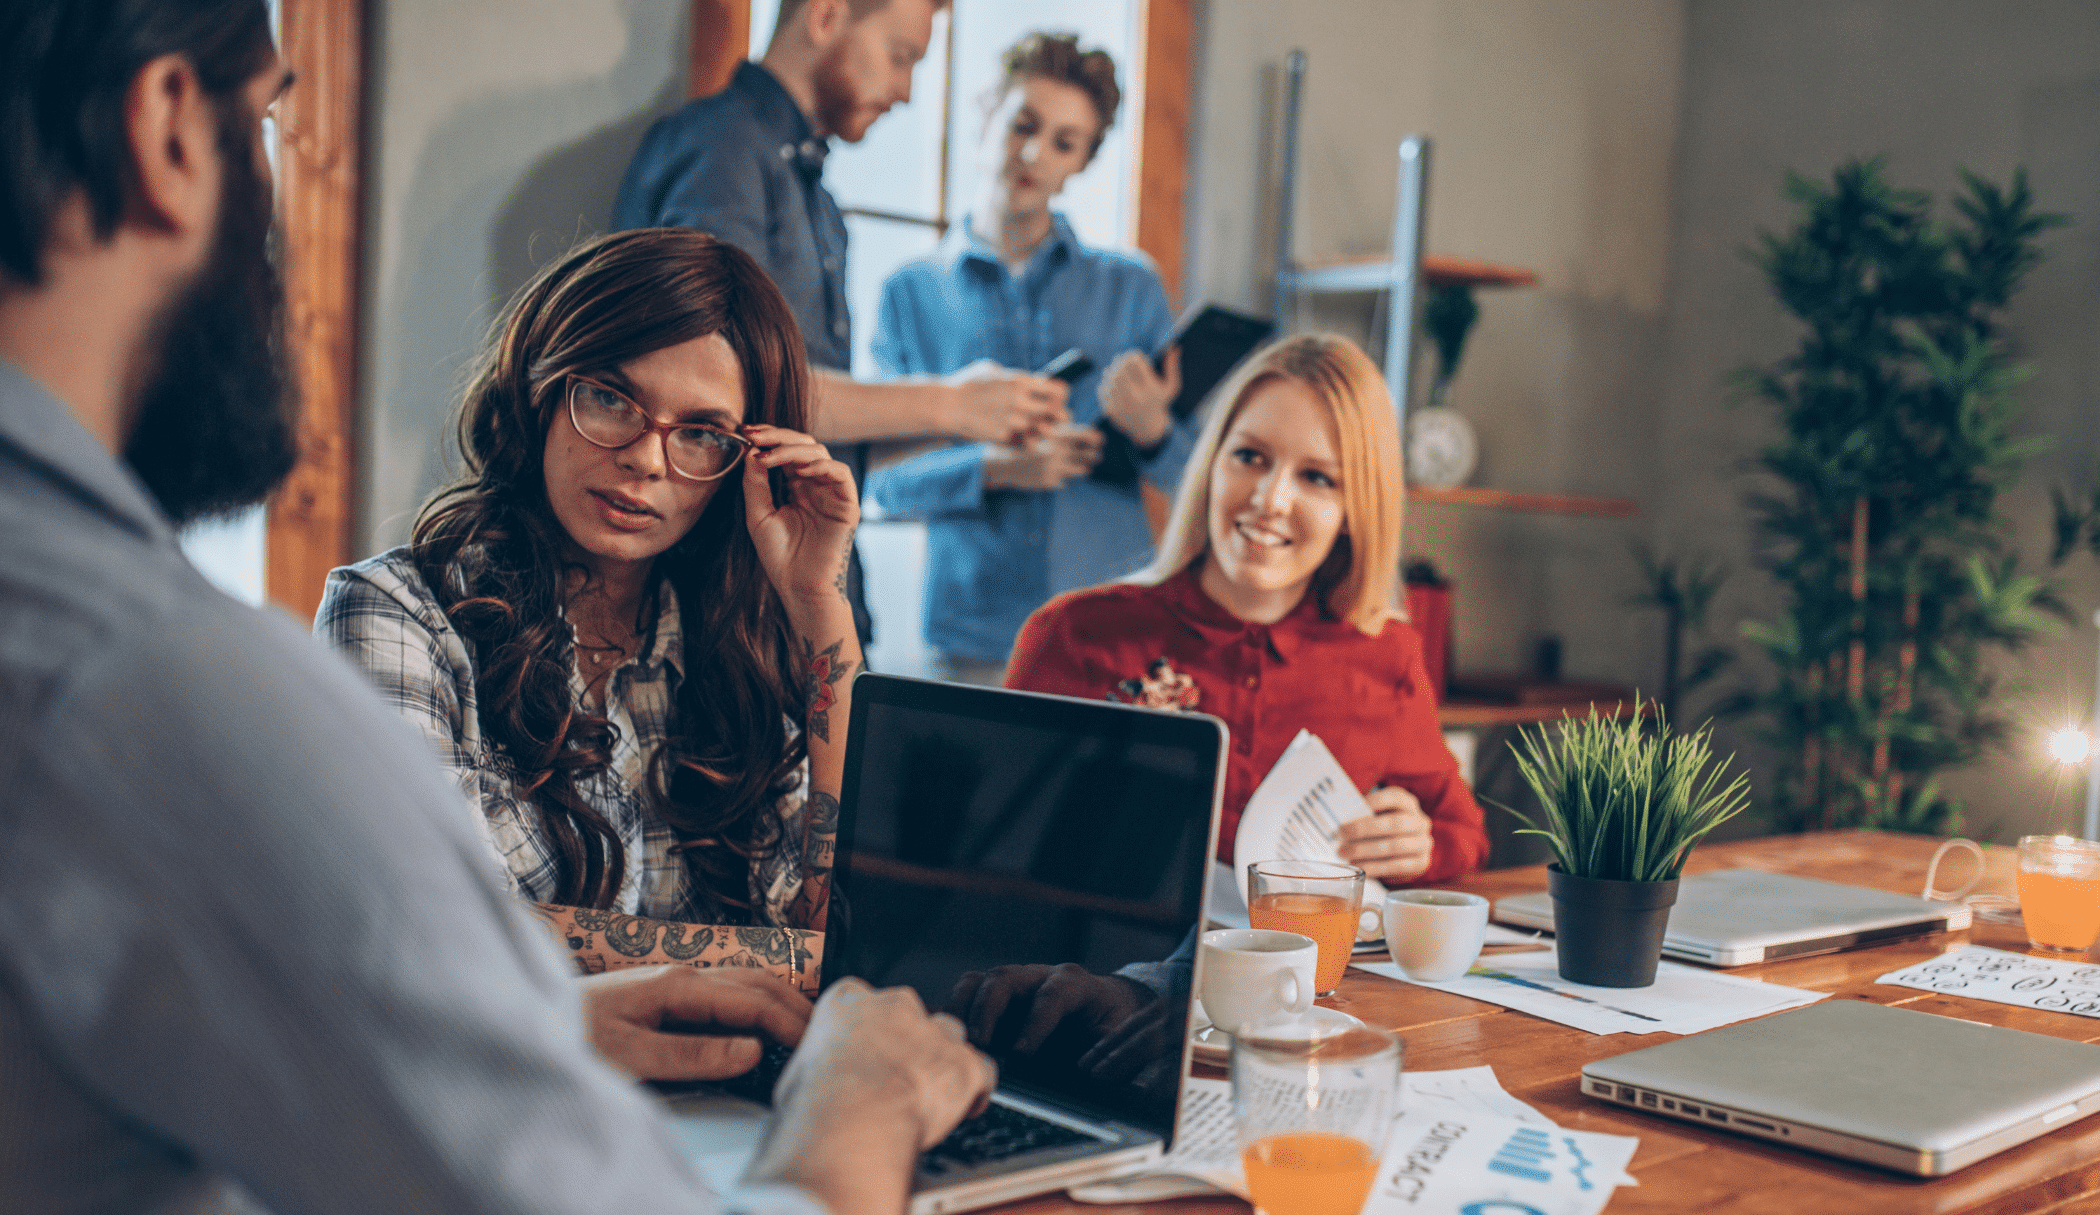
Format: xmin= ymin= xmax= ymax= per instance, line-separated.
xmin=1384 ymin=890 xmax=1490 ymax=982
xmin=1199 ymin=928 xmax=1317 ymax=1034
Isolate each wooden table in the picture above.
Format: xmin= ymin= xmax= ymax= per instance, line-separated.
xmin=1002 ymin=831 xmax=2100 ymax=1215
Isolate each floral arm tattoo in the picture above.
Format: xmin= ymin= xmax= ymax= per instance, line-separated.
xmin=799 ymin=636 xmax=856 ymax=745
xmin=786 ymin=791 xmax=840 ymax=929
xmin=530 ymin=902 xmax=822 ymax=996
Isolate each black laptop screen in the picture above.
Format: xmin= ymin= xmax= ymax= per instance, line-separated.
xmin=829 ymin=675 xmax=1225 ymax=1138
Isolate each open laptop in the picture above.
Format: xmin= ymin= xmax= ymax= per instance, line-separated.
xmin=1493 ymin=868 xmax=1970 ymax=965
xmin=1582 ymin=999 xmax=2100 ymax=1174
xmin=662 ymin=674 xmax=1228 ymax=1215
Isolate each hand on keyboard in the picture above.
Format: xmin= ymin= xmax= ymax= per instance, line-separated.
xmin=747 ymin=978 xmax=998 ymax=1211
xmin=580 ymin=965 xmax=810 ymax=1082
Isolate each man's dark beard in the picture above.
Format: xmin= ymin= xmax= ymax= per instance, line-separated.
xmin=810 ymin=44 xmax=867 ymax=141
xmin=123 ymin=101 xmax=298 ymax=527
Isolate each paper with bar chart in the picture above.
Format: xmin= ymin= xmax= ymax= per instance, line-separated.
xmin=1232 ymin=729 xmax=1389 ymax=908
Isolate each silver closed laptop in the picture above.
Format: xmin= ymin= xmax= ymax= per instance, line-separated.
xmin=1494 ymin=868 xmax=1970 ymax=965
xmin=1582 ymin=1000 xmax=2100 ymax=1175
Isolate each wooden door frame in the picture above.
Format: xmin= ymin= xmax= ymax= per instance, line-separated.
xmin=266 ymin=0 xmax=365 ymax=618
xmin=1132 ymin=0 xmax=1192 ymax=307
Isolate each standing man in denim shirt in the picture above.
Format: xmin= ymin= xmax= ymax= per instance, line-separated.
xmin=614 ymin=0 xmax=1069 ymax=643
xmin=868 ymin=34 xmax=1199 ymax=684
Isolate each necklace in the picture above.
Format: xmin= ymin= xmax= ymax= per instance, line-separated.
xmin=579 ymin=637 xmax=628 ymax=672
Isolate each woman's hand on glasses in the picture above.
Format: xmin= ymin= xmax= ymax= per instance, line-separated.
xmin=740 ymin=424 xmax=860 ymax=614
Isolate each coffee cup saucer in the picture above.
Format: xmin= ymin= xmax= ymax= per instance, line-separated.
xmin=1188 ymin=1004 xmax=1365 ymax=1066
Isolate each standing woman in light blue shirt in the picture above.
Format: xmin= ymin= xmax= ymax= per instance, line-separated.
xmin=868 ymin=32 xmax=1198 ymax=684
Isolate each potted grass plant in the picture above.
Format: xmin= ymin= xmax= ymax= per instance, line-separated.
xmin=1502 ymin=699 xmax=1752 ymax=987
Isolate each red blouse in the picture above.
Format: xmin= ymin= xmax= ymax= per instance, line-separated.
xmin=1006 ymin=570 xmax=1489 ymax=884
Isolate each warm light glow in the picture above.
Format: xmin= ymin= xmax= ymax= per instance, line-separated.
xmin=2049 ymin=728 xmax=2092 ymax=765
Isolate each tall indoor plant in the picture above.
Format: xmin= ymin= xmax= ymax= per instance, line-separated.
xmin=1504 ymin=701 xmax=1751 ymax=986
xmin=1739 ymin=159 xmax=2068 ymax=835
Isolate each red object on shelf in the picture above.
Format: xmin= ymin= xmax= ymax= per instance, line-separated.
xmin=1404 ymin=583 xmax=1452 ymax=704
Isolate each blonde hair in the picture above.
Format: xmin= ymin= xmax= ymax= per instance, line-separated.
xmin=1132 ymin=334 xmax=1404 ymax=634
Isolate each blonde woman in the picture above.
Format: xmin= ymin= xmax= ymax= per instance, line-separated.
xmin=1005 ymin=335 xmax=1487 ymax=884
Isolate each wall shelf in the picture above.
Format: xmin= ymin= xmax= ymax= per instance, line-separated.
xmin=1293 ymin=252 xmax=1540 ymax=294
xmin=1408 ymin=485 xmax=1639 ymax=517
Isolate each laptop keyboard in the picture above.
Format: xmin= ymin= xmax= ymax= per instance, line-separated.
xmin=711 ymin=1040 xmax=795 ymax=1104
xmin=705 ymin=1041 xmax=1096 ymax=1172
xmin=924 ymin=1101 xmax=1095 ymax=1172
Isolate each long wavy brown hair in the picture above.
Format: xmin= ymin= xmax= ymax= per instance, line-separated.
xmin=412 ymin=228 xmax=811 ymax=918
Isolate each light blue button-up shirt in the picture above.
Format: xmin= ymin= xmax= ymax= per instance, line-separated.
xmin=868 ymin=214 xmax=1199 ymax=662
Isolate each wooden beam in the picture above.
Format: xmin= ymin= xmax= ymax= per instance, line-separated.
xmin=1133 ymin=0 xmax=1193 ymax=308
xmin=692 ymin=0 xmax=753 ymax=99
xmin=1134 ymin=0 xmax=1194 ymax=539
xmin=267 ymin=0 xmax=365 ymax=620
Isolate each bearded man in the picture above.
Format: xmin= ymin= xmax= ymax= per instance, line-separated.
xmin=0 ymin=3 xmax=991 ymax=1212
xmin=613 ymin=0 xmax=1071 ymax=646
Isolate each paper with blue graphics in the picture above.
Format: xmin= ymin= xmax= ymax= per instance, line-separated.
xmin=1365 ymin=1104 xmax=1639 ymax=1215
xmin=1069 ymin=1068 xmax=1635 ymax=1209
xmin=1233 ymin=729 xmax=1388 ymax=908
xmin=1877 ymin=944 xmax=2100 ymax=1018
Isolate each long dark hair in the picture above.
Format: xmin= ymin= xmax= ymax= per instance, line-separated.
xmin=412 ymin=228 xmax=811 ymax=917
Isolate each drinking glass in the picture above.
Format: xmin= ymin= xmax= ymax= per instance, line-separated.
xmin=2017 ymin=835 xmax=2100 ymax=956
xmin=1248 ymin=860 xmax=1365 ymax=996
xmin=1233 ymin=1022 xmax=1401 ymax=1215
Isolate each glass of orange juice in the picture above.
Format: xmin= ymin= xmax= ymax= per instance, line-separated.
xmin=2018 ymin=835 xmax=2100 ymax=956
xmin=1248 ymin=860 xmax=1365 ymax=996
xmin=1233 ymin=1022 xmax=1400 ymax=1215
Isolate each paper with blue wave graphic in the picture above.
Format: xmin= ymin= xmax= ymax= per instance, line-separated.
xmin=1068 ymin=1067 xmax=1633 ymax=1208
xmin=1368 ymin=1103 xmax=1639 ymax=1215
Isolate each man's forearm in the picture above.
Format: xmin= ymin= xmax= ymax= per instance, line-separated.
xmin=811 ymin=370 xmax=956 ymax=442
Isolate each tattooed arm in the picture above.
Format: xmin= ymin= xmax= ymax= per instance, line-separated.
xmin=740 ymin=424 xmax=862 ymax=932
xmin=529 ymin=903 xmax=823 ymax=997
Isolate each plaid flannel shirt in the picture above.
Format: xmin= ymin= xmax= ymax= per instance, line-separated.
xmin=315 ymin=548 xmax=808 ymax=926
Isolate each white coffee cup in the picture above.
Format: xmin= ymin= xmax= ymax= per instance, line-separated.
xmin=1384 ymin=890 xmax=1490 ymax=982
xmin=1198 ymin=928 xmax=1317 ymax=1034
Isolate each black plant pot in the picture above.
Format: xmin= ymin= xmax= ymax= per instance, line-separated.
xmin=1548 ymin=867 xmax=1679 ymax=988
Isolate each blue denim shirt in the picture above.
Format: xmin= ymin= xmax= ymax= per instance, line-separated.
xmin=867 ymin=215 xmax=1197 ymax=661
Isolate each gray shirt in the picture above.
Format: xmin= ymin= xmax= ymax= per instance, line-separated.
xmin=0 ymin=357 xmax=820 ymax=1215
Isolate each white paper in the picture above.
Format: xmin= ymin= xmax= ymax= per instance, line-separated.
xmin=1366 ymin=1106 xmax=1639 ymax=1215
xmin=1207 ymin=860 xmax=1250 ymax=928
xmin=1877 ymin=944 xmax=2100 ymax=1017
xmin=1401 ymin=1066 xmax=1555 ymax=1127
xmin=1354 ymin=950 xmax=1826 ymax=1037
xmin=1073 ymin=1068 xmax=1612 ymax=1204
xmin=1235 ymin=730 xmax=1389 ymax=906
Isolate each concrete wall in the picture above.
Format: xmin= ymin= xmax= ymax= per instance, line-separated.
xmin=359 ymin=0 xmax=690 ymax=550
xmin=1659 ymin=0 xmax=2100 ymax=837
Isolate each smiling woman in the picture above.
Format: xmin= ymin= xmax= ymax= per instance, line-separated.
xmin=1006 ymin=335 xmax=1488 ymax=886
xmin=314 ymin=229 xmax=861 ymax=990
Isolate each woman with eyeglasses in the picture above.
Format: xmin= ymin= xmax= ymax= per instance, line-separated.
xmin=317 ymin=229 xmax=857 ymax=989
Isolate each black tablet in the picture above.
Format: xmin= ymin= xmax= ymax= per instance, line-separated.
xmin=1092 ymin=303 xmax=1272 ymax=489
